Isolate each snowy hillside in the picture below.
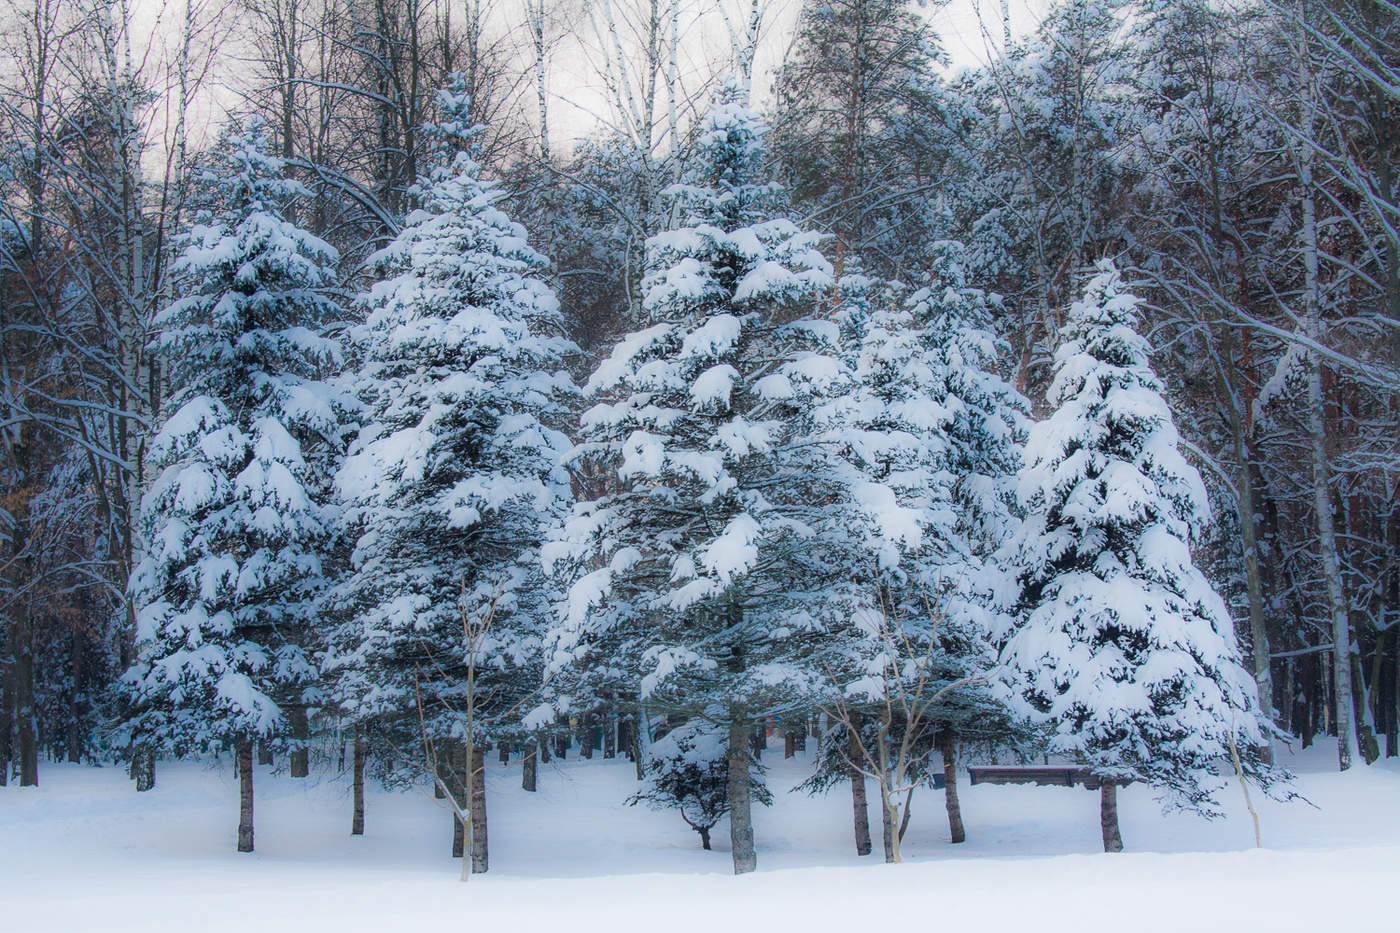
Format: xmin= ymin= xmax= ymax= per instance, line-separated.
xmin=4 ymin=739 xmax=1396 ymax=933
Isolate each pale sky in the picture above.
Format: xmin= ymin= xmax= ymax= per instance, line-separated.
xmin=109 ymin=0 xmax=1053 ymax=168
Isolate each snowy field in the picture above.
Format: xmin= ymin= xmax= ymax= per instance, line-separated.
xmin=3 ymin=740 xmax=1397 ymax=933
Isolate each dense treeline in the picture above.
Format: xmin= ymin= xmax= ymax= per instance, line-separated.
xmin=0 ymin=0 xmax=1395 ymax=875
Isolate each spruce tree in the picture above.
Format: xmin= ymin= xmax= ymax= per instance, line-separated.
xmin=324 ymin=78 xmax=577 ymax=870
xmin=996 ymin=261 xmax=1275 ymax=852
xmin=125 ymin=120 xmax=345 ymax=851
xmin=544 ymin=80 xmax=835 ymax=875
xmin=805 ymin=248 xmax=1029 ymax=858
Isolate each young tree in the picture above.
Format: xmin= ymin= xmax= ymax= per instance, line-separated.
xmin=324 ymin=76 xmax=577 ymax=875
xmin=544 ymin=79 xmax=835 ymax=875
xmin=124 ymin=120 xmax=344 ymax=851
xmin=628 ymin=714 xmax=770 ymax=850
xmin=996 ymin=261 xmax=1277 ymax=853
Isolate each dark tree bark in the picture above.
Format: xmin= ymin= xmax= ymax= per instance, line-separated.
xmin=470 ymin=745 xmax=488 ymax=874
xmin=498 ymin=742 xmax=509 ymax=764
xmin=237 ymin=739 xmax=255 ymax=852
xmin=1 ymin=662 xmax=12 ymax=787
xmin=554 ymin=731 xmax=567 ymax=760
xmin=727 ymin=714 xmax=757 ymax=874
xmin=580 ymin=713 xmax=594 ymax=759
xmin=1100 ymin=781 xmax=1123 ymax=853
xmin=451 ymin=743 xmax=466 ymax=859
xmin=880 ymin=785 xmax=895 ymax=863
xmin=351 ymin=728 xmax=365 ymax=836
xmin=603 ymin=712 xmax=616 ymax=759
xmin=66 ymin=632 xmax=82 ymax=763
xmin=133 ymin=746 xmax=155 ymax=792
xmin=941 ymin=732 xmax=965 ymax=844
xmin=289 ymin=705 xmax=309 ymax=778
xmin=698 ymin=825 xmax=712 ymax=850
xmin=522 ymin=739 xmax=537 ymax=792
xmin=849 ymin=727 xmax=872 ymax=856
xmin=258 ymin=741 xmax=273 ymax=767
xmin=539 ymin=731 xmax=551 ymax=763
xmin=14 ymin=605 xmax=36 ymax=786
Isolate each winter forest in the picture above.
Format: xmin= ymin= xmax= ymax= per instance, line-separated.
xmin=1 ymin=0 xmax=1399 ymax=927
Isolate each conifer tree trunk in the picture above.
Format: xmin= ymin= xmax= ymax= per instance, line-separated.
xmin=941 ymin=732 xmax=965 ymax=844
xmin=14 ymin=604 xmax=36 ymax=786
xmin=470 ymin=745 xmax=488 ymax=874
xmin=539 ymin=731 xmax=551 ymax=764
xmin=849 ymin=726 xmax=872 ymax=856
xmin=522 ymin=740 xmax=537 ymax=792
xmin=351 ymin=728 xmax=365 ymax=836
xmin=451 ymin=743 xmax=466 ymax=859
xmin=258 ymin=741 xmax=273 ymax=767
xmin=237 ymin=739 xmax=255 ymax=852
xmin=726 ymin=713 xmax=757 ymax=874
xmin=580 ymin=713 xmax=593 ymax=759
xmin=603 ymin=712 xmax=616 ymax=758
xmin=133 ymin=746 xmax=155 ymax=792
xmin=554 ymin=732 xmax=567 ymax=760
xmin=289 ymin=706 xmax=309 ymax=777
xmin=1100 ymin=782 xmax=1123 ymax=853
xmin=498 ymin=742 xmax=509 ymax=764
xmin=784 ymin=730 xmax=796 ymax=759
xmin=0 ymin=664 xmax=12 ymax=787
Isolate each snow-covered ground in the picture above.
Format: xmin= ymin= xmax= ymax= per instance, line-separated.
xmin=3 ymin=739 xmax=1396 ymax=932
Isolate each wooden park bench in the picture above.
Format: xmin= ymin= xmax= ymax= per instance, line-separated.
xmin=966 ymin=765 xmax=1126 ymax=790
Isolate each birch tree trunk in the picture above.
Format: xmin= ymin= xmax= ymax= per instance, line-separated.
xmin=1295 ymin=18 xmax=1359 ymax=770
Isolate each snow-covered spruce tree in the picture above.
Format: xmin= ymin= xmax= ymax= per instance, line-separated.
xmin=124 ymin=120 xmax=344 ymax=852
xmin=325 ymin=77 xmax=577 ymax=875
xmin=543 ymin=80 xmax=835 ymax=875
xmin=628 ymin=713 xmax=771 ymax=851
xmin=995 ymin=260 xmax=1276 ymax=853
xmin=803 ymin=252 xmax=1029 ymax=861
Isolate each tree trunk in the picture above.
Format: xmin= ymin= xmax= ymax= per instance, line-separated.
xmin=539 ymin=732 xmax=551 ymax=764
xmin=1 ymin=663 xmax=12 ymax=787
xmin=554 ymin=731 xmax=567 ymax=760
xmin=848 ymin=727 xmax=872 ymax=856
xmin=1100 ymin=781 xmax=1123 ymax=853
xmin=258 ymin=742 xmax=273 ymax=767
xmin=784 ymin=731 xmax=796 ymax=759
xmin=351 ymin=728 xmax=365 ymax=836
xmin=603 ymin=712 xmax=616 ymax=759
xmin=470 ymin=745 xmax=488 ymax=874
xmin=498 ymin=742 xmax=509 ymax=764
xmin=726 ymin=714 xmax=757 ymax=874
xmin=580 ymin=713 xmax=593 ymax=759
xmin=289 ymin=706 xmax=309 ymax=778
xmin=522 ymin=740 xmax=537 ymax=792
xmin=880 ymin=783 xmax=896 ymax=863
xmin=698 ymin=825 xmax=711 ymax=850
xmin=133 ymin=746 xmax=155 ymax=792
xmin=237 ymin=739 xmax=255 ymax=852
xmin=14 ymin=603 xmax=36 ymax=787
xmin=451 ymin=743 xmax=466 ymax=859
xmin=941 ymin=733 xmax=965 ymax=844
